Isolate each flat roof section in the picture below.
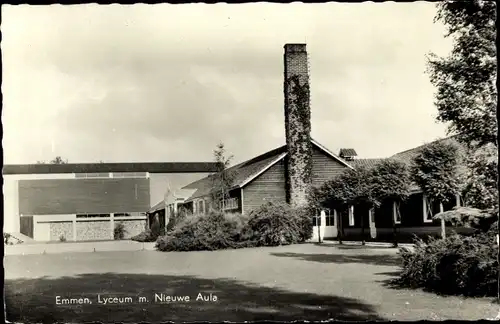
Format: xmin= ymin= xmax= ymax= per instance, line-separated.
xmin=2 ymin=162 xmax=221 ymax=175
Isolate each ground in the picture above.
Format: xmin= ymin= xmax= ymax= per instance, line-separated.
xmin=4 ymin=243 xmax=498 ymax=322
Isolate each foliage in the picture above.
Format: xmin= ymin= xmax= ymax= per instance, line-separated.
xmin=434 ymin=206 xmax=498 ymax=232
xmin=210 ymin=142 xmax=236 ymax=211
xmin=370 ymin=159 xmax=412 ymax=203
xmin=37 ymin=156 xmax=69 ymax=164
xmin=243 ymin=202 xmax=311 ymax=246
xmin=156 ymin=212 xmax=254 ymax=252
xmin=59 ymin=234 xmax=67 ymax=242
xmin=462 ymin=144 xmax=498 ymax=210
xmin=150 ymin=216 xmax=165 ymax=239
xmin=411 ymin=140 xmax=462 ymax=204
xmin=114 ymin=222 xmax=127 ymax=240
xmin=131 ymin=230 xmax=156 ymax=243
xmin=427 ymin=0 xmax=497 ymax=148
xmin=394 ymin=229 xmax=498 ymax=297
xmin=166 ymin=210 xmax=188 ymax=233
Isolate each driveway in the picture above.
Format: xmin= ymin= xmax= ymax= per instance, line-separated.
xmin=4 ymin=243 xmax=497 ymax=322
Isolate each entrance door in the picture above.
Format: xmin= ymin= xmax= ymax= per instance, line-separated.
xmin=20 ymin=215 xmax=34 ymax=238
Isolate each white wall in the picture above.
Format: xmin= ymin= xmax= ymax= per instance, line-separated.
xmin=3 ymin=174 xmax=75 ymax=233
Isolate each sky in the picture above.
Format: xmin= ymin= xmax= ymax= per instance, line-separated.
xmin=2 ymin=3 xmax=453 ymax=168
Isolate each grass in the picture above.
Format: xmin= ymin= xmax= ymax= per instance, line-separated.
xmin=4 ymin=244 xmax=498 ymax=322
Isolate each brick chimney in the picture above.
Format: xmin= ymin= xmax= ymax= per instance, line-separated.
xmin=283 ymin=44 xmax=313 ymax=208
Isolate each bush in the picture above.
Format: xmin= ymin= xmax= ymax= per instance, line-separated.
xmin=156 ymin=211 xmax=255 ymax=252
xmin=394 ymin=230 xmax=498 ymax=297
xmin=131 ymin=230 xmax=156 ymax=243
xmin=59 ymin=234 xmax=67 ymax=242
xmin=166 ymin=211 xmax=188 ymax=233
xmin=114 ymin=222 xmax=127 ymax=240
xmin=243 ymin=202 xmax=310 ymax=247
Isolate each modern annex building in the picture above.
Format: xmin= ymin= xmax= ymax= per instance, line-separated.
xmin=3 ymin=162 xmax=217 ymax=241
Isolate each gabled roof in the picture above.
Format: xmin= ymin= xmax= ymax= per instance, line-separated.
xmin=181 ymin=139 xmax=355 ymax=202
xmin=348 ymin=158 xmax=385 ymax=169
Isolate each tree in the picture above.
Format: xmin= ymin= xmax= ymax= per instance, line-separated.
xmin=411 ymin=140 xmax=462 ymax=238
xmin=210 ymin=142 xmax=236 ymax=212
xmin=36 ymin=156 xmax=68 ymax=164
xmin=427 ymin=1 xmax=497 ymax=149
xmin=370 ymin=159 xmax=412 ymax=247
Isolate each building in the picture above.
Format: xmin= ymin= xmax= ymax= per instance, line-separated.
xmin=156 ymin=43 xmax=468 ymax=242
xmin=2 ymin=162 xmax=217 ymax=241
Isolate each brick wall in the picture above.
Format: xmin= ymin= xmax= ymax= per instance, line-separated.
xmin=50 ymin=222 xmax=73 ymax=241
xmin=283 ymin=43 xmax=312 ymax=208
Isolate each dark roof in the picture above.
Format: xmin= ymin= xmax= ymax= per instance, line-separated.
xmin=339 ymin=148 xmax=357 ymax=157
xmin=349 ymin=158 xmax=385 ymax=169
xmin=182 ymin=145 xmax=288 ymax=201
xmin=2 ymin=162 xmax=220 ymax=175
xmin=181 ymin=139 xmax=354 ymax=202
xmin=390 ymin=136 xmax=467 ymax=166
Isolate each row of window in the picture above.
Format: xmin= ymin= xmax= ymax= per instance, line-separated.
xmin=76 ymin=212 xmax=146 ymax=218
xmin=74 ymin=172 xmax=148 ymax=179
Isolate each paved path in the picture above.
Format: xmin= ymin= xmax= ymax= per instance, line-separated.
xmin=4 ymin=240 xmax=156 ymax=255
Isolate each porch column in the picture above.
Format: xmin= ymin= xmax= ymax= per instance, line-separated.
xmin=422 ymin=194 xmax=428 ymax=222
xmin=369 ymin=208 xmax=377 ymax=239
xmin=72 ymin=215 xmax=77 ymax=241
xmin=455 ymin=194 xmax=461 ymax=207
xmin=439 ymin=203 xmax=446 ymax=239
xmin=110 ymin=213 xmax=115 ymax=240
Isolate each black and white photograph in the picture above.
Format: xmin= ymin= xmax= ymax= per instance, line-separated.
xmin=2 ymin=1 xmax=499 ymax=322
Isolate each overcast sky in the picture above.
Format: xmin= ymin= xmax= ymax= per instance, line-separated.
xmin=2 ymin=3 xmax=452 ymax=166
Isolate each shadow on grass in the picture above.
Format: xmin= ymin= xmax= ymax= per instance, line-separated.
xmin=271 ymin=252 xmax=402 ymax=266
xmin=5 ymin=273 xmax=385 ymax=323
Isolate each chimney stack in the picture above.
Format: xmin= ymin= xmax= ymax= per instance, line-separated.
xmin=283 ymin=44 xmax=312 ymax=208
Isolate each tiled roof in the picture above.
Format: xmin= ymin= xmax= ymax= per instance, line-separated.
xmin=349 ymin=158 xmax=385 ymax=169
xmin=2 ymin=162 xmax=220 ymax=175
xmin=182 ymin=145 xmax=288 ymax=201
xmin=390 ymin=135 xmax=466 ymax=166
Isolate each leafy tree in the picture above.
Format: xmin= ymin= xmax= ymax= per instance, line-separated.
xmin=427 ymin=1 xmax=497 ymax=148
xmin=36 ymin=156 xmax=68 ymax=164
xmin=210 ymin=142 xmax=236 ymax=212
xmin=370 ymin=159 xmax=412 ymax=246
xmin=411 ymin=140 xmax=462 ymax=238
xmin=462 ymin=144 xmax=498 ymax=210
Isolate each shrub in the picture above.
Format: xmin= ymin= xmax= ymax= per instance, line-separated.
xmin=394 ymin=230 xmax=498 ymax=297
xmin=156 ymin=211 xmax=255 ymax=252
xmin=243 ymin=202 xmax=309 ymax=246
xmin=166 ymin=210 xmax=188 ymax=233
xmin=114 ymin=222 xmax=127 ymax=240
xmin=131 ymin=230 xmax=156 ymax=243
xmin=59 ymin=234 xmax=67 ymax=242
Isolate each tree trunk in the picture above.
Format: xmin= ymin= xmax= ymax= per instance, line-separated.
xmin=360 ymin=207 xmax=365 ymax=246
xmin=338 ymin=208 xmax=343 ymax=244
xmin=440 ymin=202 xmax=446 ymax=239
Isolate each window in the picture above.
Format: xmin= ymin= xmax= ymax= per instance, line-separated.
xmin=75 ymin=173 xmax=110 ymax=178
xmin=114 ymin=212 xmax=147 ymax=217
xmin=113 ymin=172 xmax=148 ymax=178
xmin=423 ymin=195 xmax=434 ymax=223
xmin=393 ymin=202 xmax=401 ymax=224
xmin=198 ymin=200 xmax=205 ymax=214
xmin=313 ymin=216 xmax=321 ymax=226
xmin=76 ymin=213 xmax=110 ymax=218
xmin=348 ymin=206 xmax=355 ymax=226
xmin=223 ymin=197 xmax=239 ymax=211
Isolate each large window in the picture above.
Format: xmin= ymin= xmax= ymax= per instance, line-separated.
xmin=114 ymin=212 xmax=147 ymax=217
xmin=75 ymin=173 xmax=110 ymax=178
xmin=223 ymin=197 xmax=239 ymax=211
xmin=348 ymin=206 xmax=355 ymax=226
xmin=113 ymin=172 xmax=148 ymax=178
xmin=76 ymin=213 xmax=110 ymax=218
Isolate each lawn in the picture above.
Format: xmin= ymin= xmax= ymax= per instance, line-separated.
xmin=4 ymin=243 xmax=498 ymax=322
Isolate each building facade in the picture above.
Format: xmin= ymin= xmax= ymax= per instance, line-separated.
xmin=3 ymin=163 xmax=217 ymax=241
